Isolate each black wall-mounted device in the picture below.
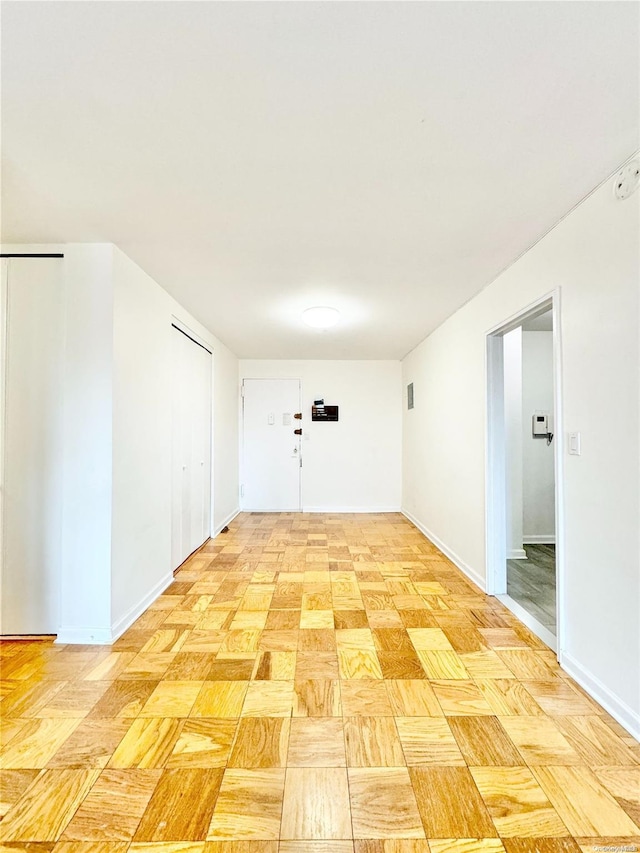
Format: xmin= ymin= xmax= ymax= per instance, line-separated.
xmin=312 ymin=399 xmax=339 ymax=421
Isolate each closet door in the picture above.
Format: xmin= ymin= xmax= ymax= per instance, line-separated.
xmin=171 ymin=326 xmax=212 ymax=570
xmin=1 ymin=258 xmax=64 ymax=634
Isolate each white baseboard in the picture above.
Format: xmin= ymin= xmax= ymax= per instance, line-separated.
xmin=303 ymin=506 xmax=402 ymax=514
xmin=109 ymin=572 xmax=174 ymax=643
xmin=240 ymin=506 xmax=402 ymax=514
xmin=559 ymin=651 xmax=640 ymax=741
xmin=497 ymin=594 xmax=557 ymax=651
xmin=523 ymin=535 xmax=556 ymax=544
xmin=507 ymin=548 xmax=528 ymax=560
xmin=55 ymin=626 xmax=113 ymax=645
xmin=401 ymin=509 xmax=486 ymax=592
xmin=58 ymin=572 xmax=175 ymax=645
xmin=242 ymin=506 xmax=302 ymax=513
xmin=213 ymin=507 xmax=241 ymax=537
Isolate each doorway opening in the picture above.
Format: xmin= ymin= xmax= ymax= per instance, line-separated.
xmin=486 ymin=294 xmax=563 ymax=652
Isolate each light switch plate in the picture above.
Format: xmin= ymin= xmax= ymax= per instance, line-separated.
xmin=568 ymin=432 xmax=581 ymax=455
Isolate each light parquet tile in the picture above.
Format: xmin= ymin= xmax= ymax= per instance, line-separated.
xmin=470 ymin=766 xmax=569 ymax=837
xmin=2 ymin=512 xmax=639 ymax=851
xmin=532 ymin=766 xmax=640 ymax=836
xmin=0 ymin=769 xmax=100 ymax=842
xmin=108 ymin=717 xmax=183 ymax=769
xmin=206 ymin=769 xmax=286 ymax=841
xmin=349 ymin=767 xmax=425 ymax=839
xmin=0 ymin=719 xmax=82 ymax=769
xmin=61 ymin=768 xmax=160 ymax=841
xmin=344 ymin=717 xmax=405 ymax=767
xmin=280 ymin=768 xmax=352 ymax=839
xmin=134 ymin=768 xmax=224 ymax=841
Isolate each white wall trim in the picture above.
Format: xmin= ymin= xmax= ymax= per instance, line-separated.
xmin=402 ymin=509 xmax=486 ymax=592
xmin=304 ymin=506 xmax=402 ymax=514
xmin=497 ymin=593 xmax=557 ymax=652
xmin=523 ymin=534 xmax=556 ymax=545
xmin=109 ymin=571 xmax=174 ymax=643
xmin=507 ymin=548 xmax=528 ymax=560
xmin=60 ymin=569 xmax=175 ymax=646
xmin=213 ymin=507 xmax=241 ymax=537
xmin=560 ymin=650 xmax=640 ymax=741
xmin=56 ymin=626 xmax=114 ymax=645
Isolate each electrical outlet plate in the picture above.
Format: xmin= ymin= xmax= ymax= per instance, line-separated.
xmin=613 ymin=159 xmax=640 ymax=200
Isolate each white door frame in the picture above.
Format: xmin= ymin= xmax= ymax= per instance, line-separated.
xmin=485 ymin=289 xmax=565 ymax=655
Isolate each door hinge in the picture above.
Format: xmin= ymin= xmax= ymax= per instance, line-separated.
xmin=240 ymin=384 xmax=245 ymax=397
xmin=299 ymin=457 xmax=302 ymax=468
xmin=240 ymin=484 xmax=245 ymax=497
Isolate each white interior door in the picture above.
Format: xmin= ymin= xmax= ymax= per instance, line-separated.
xmin=1 ymin=257 xmax=64 ymax=634
xmin=242 ymin=378 xmax=301 ymax=511
xmin=171 ymin=326 xmax=212 ymax=569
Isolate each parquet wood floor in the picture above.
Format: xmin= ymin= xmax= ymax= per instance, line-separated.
xmin=1 ymin=512 xmax=639 ymax=852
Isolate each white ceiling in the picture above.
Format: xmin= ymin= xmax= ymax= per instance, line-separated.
xmin=2 ymin=2 xmax=638 ymax=359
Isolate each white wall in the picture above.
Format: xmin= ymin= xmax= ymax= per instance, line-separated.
xmin=1 ymin=242 xmax=239 ymax=643
xmin=503 ymin=327 xmax=525 ymax=559
xmin=213 ymin=342 xmax=242 ymax=529
xmin=61 ymin=245 xmax=115 ymax=641
xmin=402 ymin=157 xmax=640 ymax=734
xmin=111 ymin=246 xmax=239 ymax=634
xmin=240 ymin=360 xmax=402 ymax=512
xmin=522 ymin=330 xmax=555 ymax=541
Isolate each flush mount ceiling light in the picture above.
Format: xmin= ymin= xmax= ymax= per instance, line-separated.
xmin=302 ymin=306 xmax=340 ymax=329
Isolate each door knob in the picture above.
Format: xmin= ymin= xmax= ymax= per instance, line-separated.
xmin=294 ymin=428 xmax=302 ymax=435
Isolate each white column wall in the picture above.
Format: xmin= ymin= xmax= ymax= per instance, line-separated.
xmin=58 ymin=245 xmax=115 ymax=642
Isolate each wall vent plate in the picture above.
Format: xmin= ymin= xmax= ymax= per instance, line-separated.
xmin=613 ymin=159 xmax=640 ymax=200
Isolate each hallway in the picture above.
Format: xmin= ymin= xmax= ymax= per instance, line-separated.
xmin=1 ymin=512 xmax=639 ymax=848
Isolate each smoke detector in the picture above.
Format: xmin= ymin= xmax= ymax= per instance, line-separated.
xmin=613 ymin=159 xmax=640 ymax=200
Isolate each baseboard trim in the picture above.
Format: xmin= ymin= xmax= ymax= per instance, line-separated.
xmin=56 ymin=626 xmax=114 ymax=645
xmin=213 ymin=507 xmax=241 ymax=537
xmin=58 ymin=569 xmax=179 ymax=646
xmin=109 ymin=572 xmax=174 ymax=643
xmin=497 ymin=593 xmax=557 ymax=651
xmin=303 ymin=506 xmax=402 ymax=514
xmin=507 ymin=548 xmax=528 ymax=560
xmin=523 ymin=535 xmax=556 ymax=544
xmin=559 ymin=650 xmax=640 ymax=740
xmin=401 ymin=509 xmax=486 ymax=592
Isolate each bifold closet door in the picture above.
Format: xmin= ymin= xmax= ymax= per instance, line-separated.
xmin=171 ymin=327 xmax=212 ymax=570
xmin=1 ymin=258 xmax=64 ymax=635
